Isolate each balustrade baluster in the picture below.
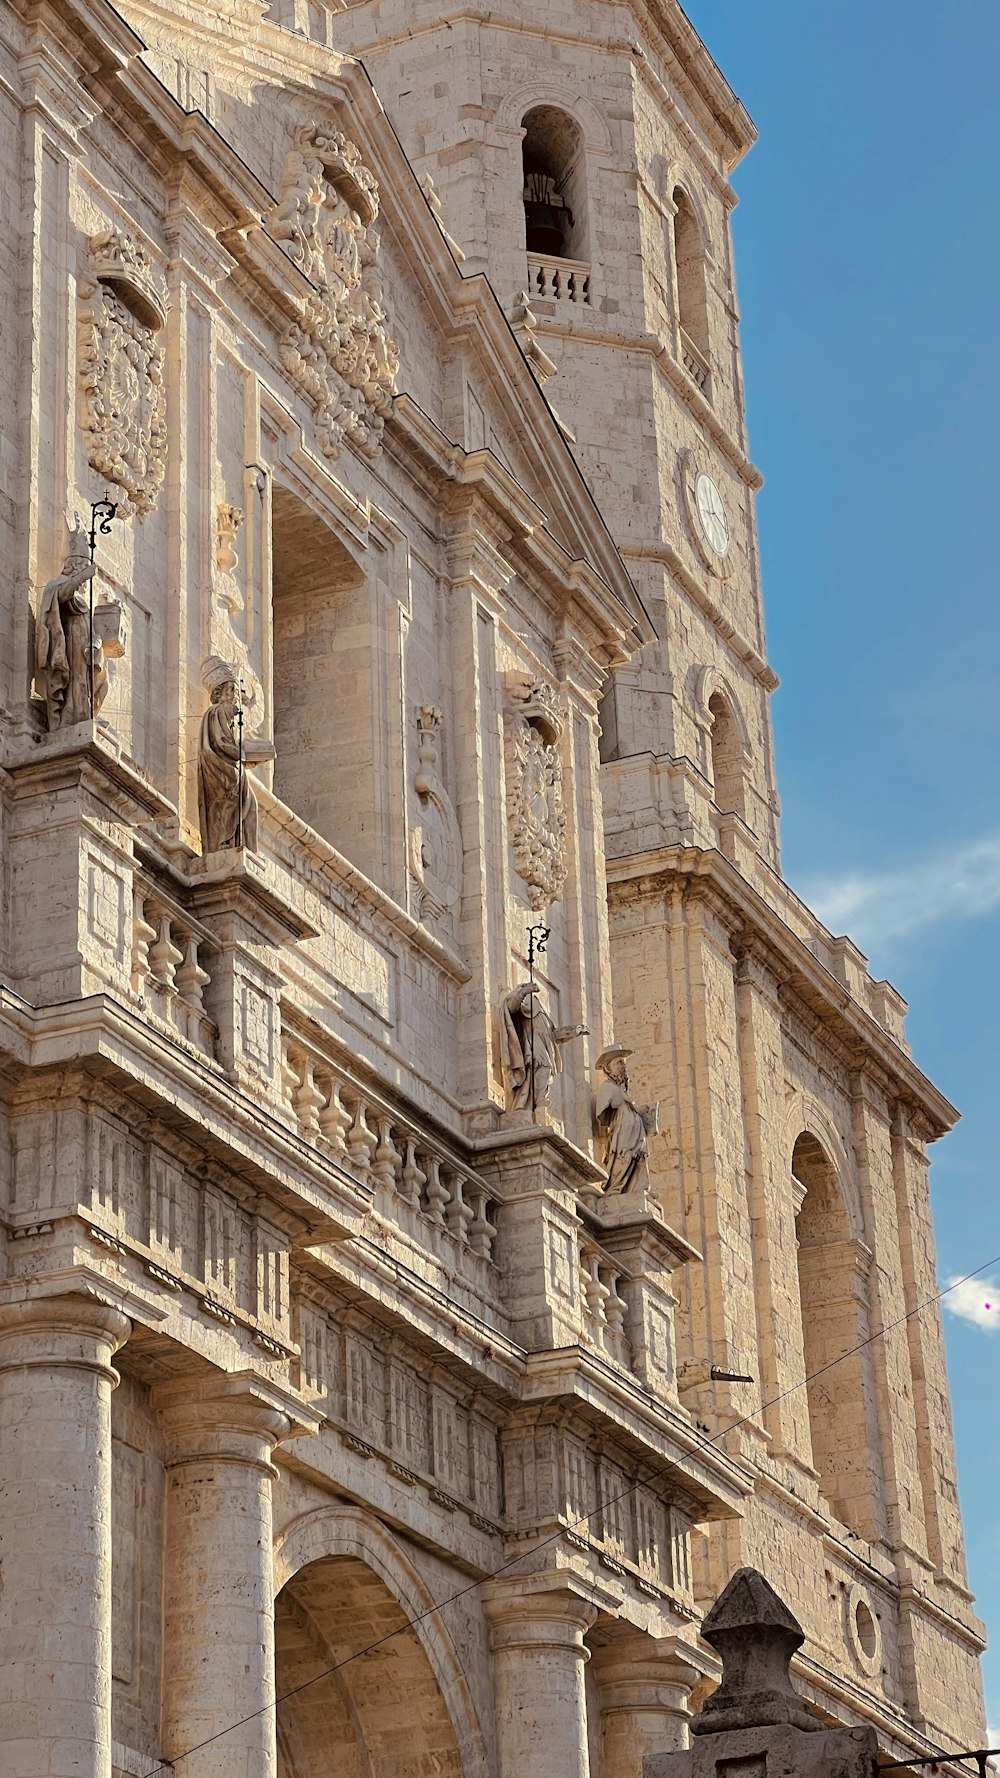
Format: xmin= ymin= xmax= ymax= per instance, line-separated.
xmin=149 ymin=911 xmax=184 ymax=997
xmin=445 ymin=1172 xmax=474 ymax=1244
xmin=423 ymin=1155 xmax=449 ymax=1224
xmin=317 ymin=1075 xmax=351 ymax=1161
xmin=346 ymin=1097 xmax=377 ymax=1178
xmin=467 ymin=1187 xmax=496 ymax=1258
xmin=399 ymin=1139 xmax=426 ymax=1207
xmin=132 ymin=892 xmax=157 ymax=995
xmin=373 ymin=1116 xmax=402 ymax=1190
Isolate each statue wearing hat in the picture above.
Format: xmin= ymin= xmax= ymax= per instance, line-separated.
xmin=34 ymin=516 xmax=104 ymax=730
xmin=594 ymin=1045 xmax=658 ymax=1193
xmin=198 ymin=657 xmax=276 ymax=854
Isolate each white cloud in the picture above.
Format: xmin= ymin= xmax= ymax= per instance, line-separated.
xmin=942 ymin=1275 xmax=1000 ymax=1334
xmin=799 ymin=833 xmax=1000 ymax=956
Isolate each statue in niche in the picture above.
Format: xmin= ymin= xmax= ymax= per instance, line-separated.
xmin=594 ymin=1045 xmax=659 ymax=1194
xmin=501 ymin=980 xmax=586 ymax=1115
xmin=34 ymin=517 xmax=104 ymax=730
xmin=197 ymin=657 xmax=275 ymax=854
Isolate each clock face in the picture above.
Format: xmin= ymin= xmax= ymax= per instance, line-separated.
xmin=694 ymin=472 xmax=730 ymax=557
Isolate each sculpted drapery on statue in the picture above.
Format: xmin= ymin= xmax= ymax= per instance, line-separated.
xmin=34 ymin=519 xmax=103 ymax=730
xmin=198 ymin=658 xmax=276 ymax=854
xmin=595 ymin=1045 xmax=658 ymax=1193
xmin=501 ymin=981 xmax=586 ymax=1114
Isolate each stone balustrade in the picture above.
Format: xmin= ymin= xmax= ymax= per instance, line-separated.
xmin=527 ymin=251 xmax=592 ymax=305
xmin=281 ymin=1037 xmax=499 ymax=1265
xmin=132 ymin=882 xmax=217 ymax=1059
xmin=579 ymin=1231 xmax=632 ymax=1369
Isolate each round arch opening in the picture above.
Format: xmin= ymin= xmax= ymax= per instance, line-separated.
xmin=275 ymin=1554 xmax=466 ymax=1778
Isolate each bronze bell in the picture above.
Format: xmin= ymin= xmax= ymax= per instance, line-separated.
xmin=524 ymin=197 xmax=567 ymax=257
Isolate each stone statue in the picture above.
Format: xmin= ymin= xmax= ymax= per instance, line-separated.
xmin=197 ymin=657 xmax=275 ymax=854
xmin=594 ymin=1044 xmax=658 ymax=1193
xmin=501 ymin=981 xmax=585 ymax=1114
xmin=34 ymin=518 xmax=105 ymax=730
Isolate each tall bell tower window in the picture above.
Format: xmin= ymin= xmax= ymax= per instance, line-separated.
xmin=521 ymin=106 xmax=587 ymax=263
xmin=708 ymin=691 xmax=747 ymax=820
xmin=672 ymin=186 xmax=710 ymax=382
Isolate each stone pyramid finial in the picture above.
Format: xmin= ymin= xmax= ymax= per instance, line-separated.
xmin=690 ymin=1567 xmax=818 ymax=1735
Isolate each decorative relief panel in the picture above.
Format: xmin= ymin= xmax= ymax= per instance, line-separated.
xmin=269 ymin=126 xmax=399 ymax=460
xmin=504 ymin=673 xmax=568 ymax=911
xmin=77 ymin=229 xmax=166 ymax=517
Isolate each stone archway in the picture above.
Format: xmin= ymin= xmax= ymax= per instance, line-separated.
xmin=275 ymin=1553 xmax=466 ymax=1778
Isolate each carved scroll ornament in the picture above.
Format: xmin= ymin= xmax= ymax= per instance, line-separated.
xmin=77 ymin=229 xmax=167 ymax=517
xmin=269 ymin=126 xmax=399 ymax=461
xmin=505 ymin=673 xmax=568 ymax=912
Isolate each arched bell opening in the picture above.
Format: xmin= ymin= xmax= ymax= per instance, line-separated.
xmin=521 ymin=105 xmax=588 ymax=262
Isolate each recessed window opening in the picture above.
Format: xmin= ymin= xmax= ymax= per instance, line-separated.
xmin=271 ymin=484 xmax=370 ymax=859
xmin=672 ymin=186 xmax=709 ymax=359
xmin=792 ymin=1132 xmax=876 ymax=1537
xmin=521 ymin=106 xmax=587 ymax=262
xmin=708 ymin=691 xmax=746 ymax=819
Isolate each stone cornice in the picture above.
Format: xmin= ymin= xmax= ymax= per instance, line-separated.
xmin=606 ymin=846 xmax=958 ymax=1137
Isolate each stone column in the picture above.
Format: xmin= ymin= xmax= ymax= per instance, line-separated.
xmin=482 ymin=1576 xmax=598 ymax=1778
xmin=0 ymin=1290 xmax=131 ymax=1778
xmin=157 ymin=1376 xmax=296 ymax=1778
xmin=591 ymin=1628 xmax=701 ymax=1778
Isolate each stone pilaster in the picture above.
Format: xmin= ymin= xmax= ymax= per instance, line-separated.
xmin=156 ymin=1373 xmax=313 ymax=1778
xmin=591 ymin=1628 xmax=702 ymax=1776
xmin=481 ymin=1575 xmax=598 ymax=1778
xmin=0 ymin=1289 xmax=131 ymax=1778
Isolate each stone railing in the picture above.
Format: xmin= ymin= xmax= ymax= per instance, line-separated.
xmin=527 ymin=252 xmax=592 ymax=306
xmin=680 ymin=327 xmax=710 ymax=391
xmin=132 ymin=883 xmax=217 ymax=1059
xmin=579 ymin=1230 xmax=632 ymax=1369
xmin=281 ymin=1038 xmax=499 ymax=1267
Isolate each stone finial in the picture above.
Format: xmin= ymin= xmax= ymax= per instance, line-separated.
xmin=690 ymin=1567 xmax=818 ymax=1735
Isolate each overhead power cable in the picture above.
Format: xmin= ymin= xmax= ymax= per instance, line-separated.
xmin=140 ymin=1252 xmax=1000 ymax=1777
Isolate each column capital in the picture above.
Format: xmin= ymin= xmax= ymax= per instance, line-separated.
xmin=481 ymin=1574 xmax=601 ymax=1654
xmin=154 ymin=1369 xmax=319 ymax=1471
xmin=590 ymin=1626 xmax=706 ymax=1707
xmin=0 ymin=1286 xmax=130 ymax=1374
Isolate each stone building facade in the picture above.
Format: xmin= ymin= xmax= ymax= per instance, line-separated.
xmin=0 ymin=2 xmax=985 ymax=1778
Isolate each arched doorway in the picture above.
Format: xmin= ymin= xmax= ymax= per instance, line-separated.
xmin=276 ymin=1554 xmax=465 ymax=1778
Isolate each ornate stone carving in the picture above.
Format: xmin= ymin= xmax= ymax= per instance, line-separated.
xmin=269 ymin=126 xmax=399 ymax=461
xmin=408 ymin=705 xmax=462 ymax=932
xmin=215 ymin=504 xmax=243 ymax=576
xmin=77 ymin=229 xmax=167 ymax=517
xmin=34 ymin=515 xmax=126 ymax=731
xmin=594 ymin=1044 xmax=658 ymax=1194
xmin=198 ymin=658 xmax=275 ymax=854
xmin=504 ymin=673 xmax=567 ymax=911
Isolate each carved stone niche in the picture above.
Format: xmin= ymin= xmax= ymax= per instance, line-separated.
xmin=408 ymin=705 xmax=462 ymax=933
xmin=269 ymin=125 xmax=399 ymax=462
xmin=77 ymin=228 xmax=167 ymax=518
xmin=504 ymin=672 xmax=568 ymax=912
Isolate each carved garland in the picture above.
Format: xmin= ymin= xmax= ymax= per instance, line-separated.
xmin=269 ymin=126 xmax=399 ymax=461
xmin=504 ymin=673 xmax=568 ymax=911
xmin=77 ymin=229 xmax=167 ymax=517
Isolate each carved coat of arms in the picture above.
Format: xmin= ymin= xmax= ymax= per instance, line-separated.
xmin=77 ymin=229 xmax=167 ymax=517
xmin=270 ymin=126 xmax=399 ymax=460
xmin=505 ymin=674 xmax=568 ymax=911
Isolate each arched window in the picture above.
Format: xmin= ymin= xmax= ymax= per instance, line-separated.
xmin=672 ymin=187 xmax=710 ymax=375
xmin=708 ymin=691 xmax=746 ymax=819
xmin=792 ymin=1133 xmax=880 ymax=1537
xmin=521 ymin=106 xmax=587 ymax=263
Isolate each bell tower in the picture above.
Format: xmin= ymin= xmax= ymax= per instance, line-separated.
xmin=334 ymin=0 xmax=779 ymax=870
xmin=333 ymin=0 xmax=986 ymax=1755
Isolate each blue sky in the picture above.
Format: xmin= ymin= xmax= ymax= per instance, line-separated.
xmin=681 ymin=0 xmax=1000 ymax=1738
